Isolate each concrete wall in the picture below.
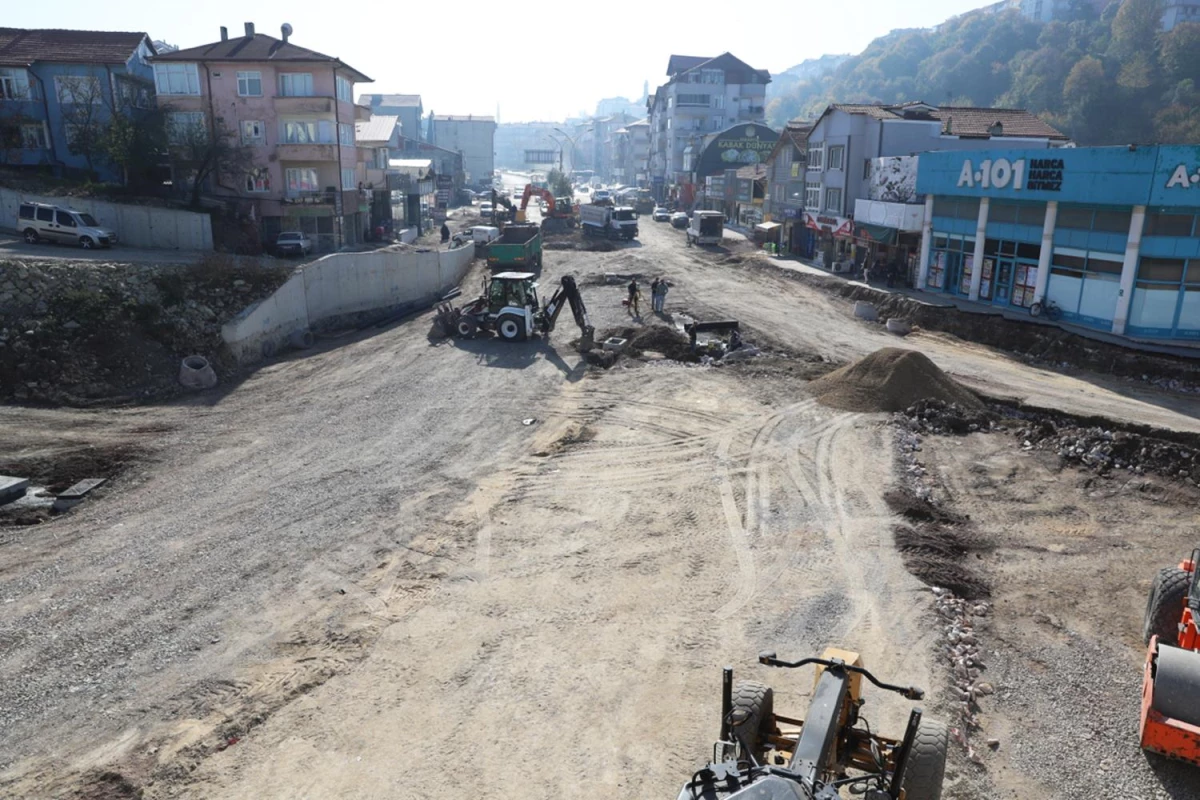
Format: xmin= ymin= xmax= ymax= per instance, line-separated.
xmin=1 ymin=188 xmax=214 ymax=250
xmin=222 ymin=243 xmax=474 ymax=363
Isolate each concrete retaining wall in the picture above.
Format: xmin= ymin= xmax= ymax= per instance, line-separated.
xmin=0 ymin=188 xmax=213 ymax=251
xmin=222 ymin=243 xmax=474 ymax=364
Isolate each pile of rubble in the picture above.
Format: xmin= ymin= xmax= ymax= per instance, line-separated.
xmin=0 ymin=257 xmax=289 ymax=405
xmin=896 ymin=398 xmax=998 ymax=435
xmin=1015 ymin=415 xmax=1200 ymax=483
xmin=933 ymin=587 xmax=997 ymax=763
xmin=809 ymin=348 xmax=984 ymax=413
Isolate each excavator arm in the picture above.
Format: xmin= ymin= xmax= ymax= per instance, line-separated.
xmin=520 ymin=184 xmax=556 ymax=215
xmin=539 ymin=275 xmax=594 ymax=351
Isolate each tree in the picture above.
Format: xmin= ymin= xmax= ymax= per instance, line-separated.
xmin=1160 ymin=22 xmax=1200 ymax=84
xmin=547 ymin=168 xmax=572 ymax=198
xmin=1110 ymin=0 xmax=1162 ymax=60
xmin=56 ymin=73 xmax=111 ymax=178
xmin=163 ymin=111 xmax=256 ymax=207
xmin=99 ymin=106 xmax=166 ymax=189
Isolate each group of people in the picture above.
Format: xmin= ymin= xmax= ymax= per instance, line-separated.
xmin=863 ymin=257 xmax=904 ymax=288
xmin=626 ymin=278 xmax=670 ymax=316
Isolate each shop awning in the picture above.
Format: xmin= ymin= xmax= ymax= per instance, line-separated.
xmin=854 ymin=223 xmax=897 ymax=245
xmin=755 ymin=222 xmax=782 ymax=232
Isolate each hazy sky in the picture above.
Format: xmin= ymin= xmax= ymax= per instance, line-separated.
xmin=10 ymin=0 xmax=990 ymax=121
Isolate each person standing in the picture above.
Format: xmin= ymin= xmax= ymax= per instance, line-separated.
xmin=656 ymin=278 xmax=669 ymax=313
xmin=440 ymin=222 xmax=450 ymax=243
xmin=650 ymin=278 xmax=661 ymax=312
xmin=627 ymin=278 xmax=641 ymax=317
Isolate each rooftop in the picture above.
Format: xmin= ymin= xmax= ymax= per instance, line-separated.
xmin=0 ymin=27 xmax=151 ymax=66
xmin=152 ymin=29 xmax=370 ymax=82
xmin=432 ymin=114 xmax=496 ymax=122
xmin=361 ymin=93 xmax=422 ymax=108
xmin=827 ymin=102 xmax=1068 ymax=140
xmin=356 ymin=115 xmax=399 ymax=144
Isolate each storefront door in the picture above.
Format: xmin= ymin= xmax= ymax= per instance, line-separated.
xmin=991 ymin=258 xmax=1013 ymax=304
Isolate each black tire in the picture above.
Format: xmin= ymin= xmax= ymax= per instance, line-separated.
xmin=902 ymin=717 xmax=949 ymax=800
xmin=455 ymin=316 xmax=479 ymax=339
xmin=23 ymin=228 xmax=39 ymax=244
xmin=1144 ymin=566 xmax=1190 ymax=647
xmin=730 ymin=681 xmax=774 ymax=762
xmin=1029 ymin=301 xmax=1044 ymax=318
xmin=496 ymin=313 xmax=526 ymax=342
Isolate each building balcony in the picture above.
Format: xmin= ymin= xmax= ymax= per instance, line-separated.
xmin=273 ymin=95 xmax=336 ymax=115
xmin=355 ymin=104 xmax=371 ymax=121
xmin=283 ymin=189 xmax=337 ymax=206
xmin=277 ymin=142 xmax=340 ymax=162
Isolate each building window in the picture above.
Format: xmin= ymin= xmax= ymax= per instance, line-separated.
xmin=55 ymin=76 xmax=103 ymax=105
xmin=824 ymin=187 xmax=842 ymax=213
xmin=245 ymin=169 xmax=270 ymax=193
xmin=338 ymin=122 xmax=355 ymax=145
xmin=117 ymin=80 xmax=150 ymax=108
xmin=1145 ymin=212 xmax=1195 ymax=237
xmin=279 ymin=73 xmax=314 ymax=97
xmin=773 ymin=184 xmax=784 ymax=203
xmin=282 ymin=119 xmax=334 ymax=144
xmin=237 ymin=71 xmax=262 ymax=97
xmin=863 ymin=159 xmax=871 ymax=179
xmin=713 ymin=95 xmax=724 ymax=109
xmin=827 ymin=145 xmax=845 ymax=171
xmin=166 ymin=111 xmax=205 ymax=145
xmin=20 ymin=123 xmax=46 ymax=149
xmin=154 ymin=63 xmax=201 ymax=96
xmin=808 ymin=144 xmax=824 ymax=171
xmin=286 ymin=167 xmax=320 ymax=193
xmin=336 ymin=75 xmax=352 ymax=102
xmin=0 ymin=68 xmax=32 ymax=100
xmin=700 ymin=68 xmax=724 ymax=85
xmin=805 ymin=182 xmax=821 ymax=210
xmin=677 ymin=93 xmax=710 ymax=107
xmin=241 ymin=120 xmax=265 ymax=144
xmin=341 ymin=168 xmax=356 ymax=190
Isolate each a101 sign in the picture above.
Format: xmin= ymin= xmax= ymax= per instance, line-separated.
xmin=956 ymin=157 xmax=1064 ymax=192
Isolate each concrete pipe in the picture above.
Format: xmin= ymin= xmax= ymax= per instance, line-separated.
xmin=886 ymin=318 xmax=912 ymax=336
xmin=179 ymin=355 xmax=218 ymax=390
xmin=288 ymin=329 xmax=315 ymax=350
xmin=853 ymin=301 xmax=879 ymax=321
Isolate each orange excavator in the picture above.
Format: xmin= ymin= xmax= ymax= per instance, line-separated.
xmin=519 ymin=184 xmax=576 ymax=233
xmin=1141 ymin=548 xmax=1200 ymax=766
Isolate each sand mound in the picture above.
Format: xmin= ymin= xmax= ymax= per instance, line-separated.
xmin=808 ymin=348 xmax=982 ymax=412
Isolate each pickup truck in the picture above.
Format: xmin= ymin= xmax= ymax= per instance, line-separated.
xmin=486 ymin=223 xmax=543 ymax=269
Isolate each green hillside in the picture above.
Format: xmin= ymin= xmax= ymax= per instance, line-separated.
xmin=766 ymin=0 xmax=1200 ymax=145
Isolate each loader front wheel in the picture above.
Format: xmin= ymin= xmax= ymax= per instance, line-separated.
xmin=496 ymin=314 xmax=526 ymax=342
xmin=455 ymin=316 xmax=479 ymax=339
xmin=902 ymin=717 xmax=949 ymax=800
xmin=1144 ymin=566 xmax=1191 ymax=647
xmin=730 ymin=681 xmax=774 ymax=763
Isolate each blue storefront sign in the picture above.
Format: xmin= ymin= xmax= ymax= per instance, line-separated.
xmin=916 ymin=145 xmax=1200 ymax=341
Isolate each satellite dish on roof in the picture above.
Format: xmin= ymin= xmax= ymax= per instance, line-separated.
xmin=281 ymin=23 xmax=293 ymax=41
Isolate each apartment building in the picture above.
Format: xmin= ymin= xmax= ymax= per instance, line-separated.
xmin=647 ymin=52 xmax=770 ymax=196
xmin=427 ymin=114 xmax=495 ymax=188
xmin=150 ymin=22 xmax=372 ymax=250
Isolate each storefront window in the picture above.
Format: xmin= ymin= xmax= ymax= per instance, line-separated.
xmin=1057 ymin=207 xmax=1093 ymax=230
xmin=1129 ymin=257 xmax=1200 ymax=336
xmin=1046 ymin=248 xmax=1122 ymax=326
xmin=1144 ymin=212 xmax=1195 ymax=237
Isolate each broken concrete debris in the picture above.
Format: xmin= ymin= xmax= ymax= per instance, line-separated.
xmin=0 ymin=476 xmax=31 ymax=505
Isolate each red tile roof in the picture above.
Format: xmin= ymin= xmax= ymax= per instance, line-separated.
xmin=152 ymin=33 xmax=370 ymax=82
xmin=0 ymin=27 xmax=150 ymax=66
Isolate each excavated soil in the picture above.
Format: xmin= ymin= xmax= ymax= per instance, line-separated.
xmin=885 ymin=489 xmax=991 ymax=599
xmin=808 ymin=348 xmax=983 ymax=413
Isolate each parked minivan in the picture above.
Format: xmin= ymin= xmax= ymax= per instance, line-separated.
xmin=18 ymin=202 xmax=118 ymax=249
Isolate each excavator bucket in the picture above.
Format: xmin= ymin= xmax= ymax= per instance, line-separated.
xmin=1141 ymin=636 xmax=1200 ymax=766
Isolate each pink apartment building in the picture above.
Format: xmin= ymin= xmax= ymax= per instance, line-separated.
xmin=151 ymin=22 xmax=373 ymax=251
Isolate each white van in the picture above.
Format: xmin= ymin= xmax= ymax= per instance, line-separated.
xmin=18 ymin=202 xmax=118 ymax=249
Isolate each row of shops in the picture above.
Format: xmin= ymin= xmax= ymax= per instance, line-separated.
xmin=916 ymin=145 xmax=1200 ymax=340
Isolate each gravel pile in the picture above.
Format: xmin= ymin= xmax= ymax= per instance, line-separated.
xmin=896 ymin=398 xmax=997 ymax=435
xmin=1016 ymin=417 xmax=1200 ymax=483
xmin=809 ymin=348 xmax=983 ymax=413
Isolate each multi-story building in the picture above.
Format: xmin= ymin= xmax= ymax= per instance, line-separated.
xmin=591 ymin=113 xmax=635 ymax=183
xmin=150 ymin=22 xmax=373 ymax=250
xmin=0 ymin=27 xmax=157 ymax=183
xmin=1162 ymin=1 xmax=1200 ymax=29
xmin=801 ymin=102 xmax=1069 ymax=270
xmin=762 ymin=122 xmax=812 ymax=256
xmin=494 ymin=121 xmax=566 ymax=171
xmin=613 ymin=119 xmax=650 ymax=188
xmin=647 ymin=53 xmax=770 ymax=196
xmin=427 ymin=114 xmax=495 ymax=188
xmin=357 ymin=94 xmax=423 ymax=142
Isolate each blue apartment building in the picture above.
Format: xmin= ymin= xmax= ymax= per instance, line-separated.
xmin=916 ymin=145 xmax=1200 ymax=341
xmin=0 ymin=28 xmax=156 ymax=182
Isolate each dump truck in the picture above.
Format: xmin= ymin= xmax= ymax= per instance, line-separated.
xmin=580 ymin=204 xmax=638 ymax=240
xmin=486 ymin=223 xmax=543 ymax=269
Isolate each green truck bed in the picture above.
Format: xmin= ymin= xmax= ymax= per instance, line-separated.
xmin=486 ymin=223 xmax=543 ymax=269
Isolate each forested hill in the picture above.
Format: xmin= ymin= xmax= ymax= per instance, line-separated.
xmin=766 ymin=0 xmax=1200 ymax=145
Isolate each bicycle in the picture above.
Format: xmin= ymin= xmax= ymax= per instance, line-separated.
xmin=1029 ymin=297 xmax=1062 ymax=321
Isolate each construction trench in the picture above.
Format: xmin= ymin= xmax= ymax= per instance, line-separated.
xmin=1 ymin=217 xmax=1199 ymax=799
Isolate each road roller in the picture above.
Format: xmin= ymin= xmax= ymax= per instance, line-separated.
xmin=1141 ymin=549 xmax=1200 ymax=766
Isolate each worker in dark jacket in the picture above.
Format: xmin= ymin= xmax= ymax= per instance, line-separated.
xmin=440 ymin=222 xmax=451 ymax=243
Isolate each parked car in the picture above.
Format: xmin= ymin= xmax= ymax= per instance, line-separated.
xmin=275 ymin=231 xmax=313 ymax=256
xmin=670 ymin=212 xmax=689 ymax=229
xmin=652 ymin=206 xmax=670 ymax=222
xmin=480 ymin=202 xmax=495 ymax=219
xmin=18 ymin=202 xmax=117 ymax=248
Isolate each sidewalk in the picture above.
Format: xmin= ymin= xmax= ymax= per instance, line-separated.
xmin=758 ymin=251 xmax=1200 ymax=362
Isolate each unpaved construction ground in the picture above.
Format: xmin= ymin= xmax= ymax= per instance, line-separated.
xmin=2 ymin=219 xmax=1200 ymax=798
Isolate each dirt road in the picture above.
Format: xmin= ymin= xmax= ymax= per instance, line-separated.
xmin=3 ymin=219 xmax=1200 ymax=798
